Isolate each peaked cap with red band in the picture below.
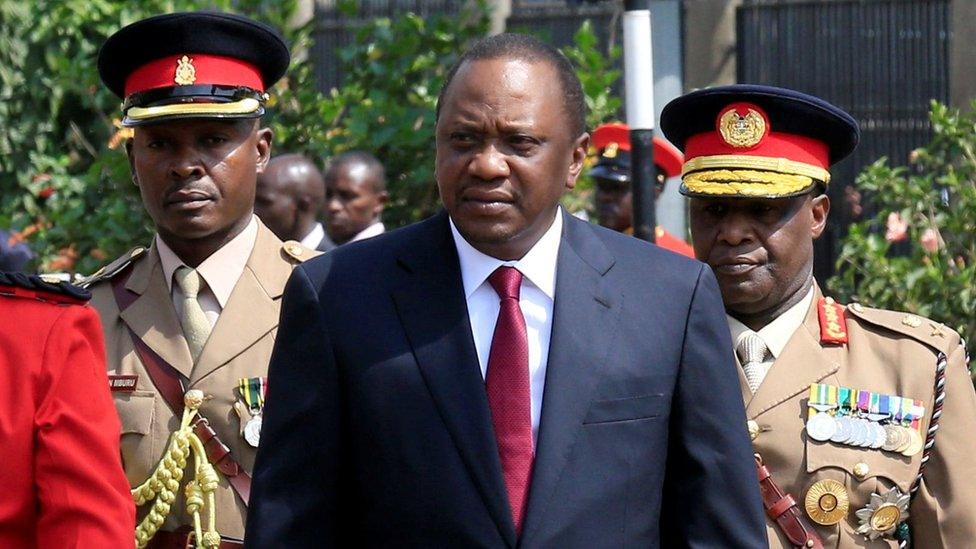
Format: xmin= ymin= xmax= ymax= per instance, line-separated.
xmin=659 ymin=84 xmax=859 ymax=198
xmin=589 ymin=122 xmax=684 ymax=184
xmin=98 ymin=11 xmax=290 ymax=126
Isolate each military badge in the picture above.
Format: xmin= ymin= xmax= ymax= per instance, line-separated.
xmin=237 ymin=376 xmax=268 ymax=447
xmin=174 ymin=55 xmax=196 ymax=85
xmin=855 ymin=487 xmax=910 ymax=541
xmin=718 ymin=104 xmax=767 ymax=148
xmin=804 ymin=479 xmax=849 ymax=526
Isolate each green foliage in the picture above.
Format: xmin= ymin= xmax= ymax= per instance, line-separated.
xmin=829 ymin=100 xmax=976 ymax=361
xmin=282 ymin=2 xmax=493 ymax=226
xmin=1 ymin=0 xmax=620 ymax=273
xmin=0 ymin=0 xmax=308 ymax=274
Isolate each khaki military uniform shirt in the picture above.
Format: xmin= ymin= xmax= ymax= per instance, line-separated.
xmin=739 ymin=285 xmax=976 ymax=548
xmin=86 ymin=219 xmax=318 ymax=540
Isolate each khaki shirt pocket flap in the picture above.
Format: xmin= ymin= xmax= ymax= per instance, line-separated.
xmin=806 ymin=438 xmax=915 ymax=493
xmin=113 ymin=390 xmax=155 ymax=435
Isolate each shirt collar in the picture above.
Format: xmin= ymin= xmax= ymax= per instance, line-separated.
xmin=727 ymin=285 xmax=815 ymax=359
xmin=449 ymin=208 xmax=562 ymax=301
xmin=157 ymin=215 xmax=258 ymax=308
xmin=349 ymin=221 xmax=385 ymax=243
xmin=300 ymin=222 xmax=326 ymax=249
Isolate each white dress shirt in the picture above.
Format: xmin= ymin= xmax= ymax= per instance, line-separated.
xmin=300 ymin=222 xmax=327 ymax=249
xmin=727 ymin=285 xmax=815 ymax=386
xmin=157 ymin=215 xmax=258 ymax=328
xmin=449 ymin=209 xmax=562 ymax=445
xmin=349 ymin=221 xmax=385 ymax=243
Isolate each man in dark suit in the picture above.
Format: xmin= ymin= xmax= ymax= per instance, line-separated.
xmin=247 ymin=34 xmax=766 ymax=548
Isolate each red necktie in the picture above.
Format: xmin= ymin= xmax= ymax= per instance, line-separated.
xmin=485 ymin=266 xmax=534 ymax=535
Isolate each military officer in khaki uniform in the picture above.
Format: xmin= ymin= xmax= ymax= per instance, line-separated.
xmin=662 ymin=84 xmax=976 ymax=548
xmin=82 ymin=12 xmax=318 ymax=547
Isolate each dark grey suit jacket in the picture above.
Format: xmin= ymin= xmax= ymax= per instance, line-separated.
xmin=246 ymin=210 xmax=766 ymax=548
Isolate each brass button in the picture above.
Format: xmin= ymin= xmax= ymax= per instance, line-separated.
xmin=747 ymin=420 xmax=760 ymax=441
xmin=853 ymin=462 xmax=870 ymax=480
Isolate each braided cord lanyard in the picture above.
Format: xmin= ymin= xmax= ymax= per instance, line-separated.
xmin=132 ymin=390 xmax=222 ymax=548
xmin=898 ymin=351 xmax=949 ymax=549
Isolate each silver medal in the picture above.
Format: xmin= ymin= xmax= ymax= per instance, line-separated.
xmin=806 ymin=412 xmax=837 ymax=442
xmin=832 ymin=416 xmax=853 ymax=443
xmin=244 ymin=415 xmax=263 ymax=447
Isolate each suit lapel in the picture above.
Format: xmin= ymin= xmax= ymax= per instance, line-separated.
xmin=191 ymin=223 xmax=289 ymax=385
xmin=747 ymin=288 xmax=840 ymax=418
xmin=520 ymin=213 xmax=617 ymax=545
xmin=119 ymin=244 xmax=195 ymax=378
xmin=391 ymin=212 xmax=516 ymax=547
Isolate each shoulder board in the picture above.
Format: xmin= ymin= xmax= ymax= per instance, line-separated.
xmin=280 ymin=240 xmax=320 ymax=264
xmin=0 ymin=272 xmax=91 ymax=305
xmin=845 ymin=302 xmax=959 ymax=355
xmin=817 ymin=296 xmax=849 ymax=345
xmin=76 ymin=246 xmax=147 ymax=289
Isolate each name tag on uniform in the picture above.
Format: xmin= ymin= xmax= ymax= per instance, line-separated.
xmin=108 ymin=374 xmax=138 ymax=392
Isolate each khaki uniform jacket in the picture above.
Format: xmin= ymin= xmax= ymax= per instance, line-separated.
xmin=745 ymin=286 xmax=976 ymax=548
xmin=87 ymin=220 xmax=318 ymax=540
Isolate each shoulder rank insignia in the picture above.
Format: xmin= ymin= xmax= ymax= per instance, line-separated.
xmin=76 ymin=246 xmax=147 ymax=289
xmin=818 ymin=296 xmax=848 ymax=344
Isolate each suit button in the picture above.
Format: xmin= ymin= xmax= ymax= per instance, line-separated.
xmin=853 ymin=462 xmax=870 ymax=480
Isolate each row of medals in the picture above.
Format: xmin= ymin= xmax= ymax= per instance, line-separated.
xmin=806 ymin=411 xmax=923 ymax=456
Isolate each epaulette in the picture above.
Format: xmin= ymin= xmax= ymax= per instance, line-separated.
xmin=76 ymin=246 xmax=148 ymax=289
xmin=280 ymin=240 xmax=320 ymax=264
xmin=0 ymin=272 xmax=91 ymax=305
xmin=845 ymin=301 xmax=959 ymax=355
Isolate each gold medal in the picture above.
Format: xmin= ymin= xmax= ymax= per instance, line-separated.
xmin=804 ymin=479 xmax=850 ymax=525
xmin=855 ymin=487 xmax=910 ymax=540
xmin=901 ymin=428 xmax=924 ymax=456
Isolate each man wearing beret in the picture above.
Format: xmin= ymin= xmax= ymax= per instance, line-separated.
xmin=589 ymin=122 xmax=694 ymax=257
xmin=247 ymin=33 xmax=765 ymax=548
xmin=82 ymin=12 xmax=318 ymax=547
xmin=0 ymin=273 xmax=135 ymax=547
xmin=662 ymin=84 xmax=976 ymax=547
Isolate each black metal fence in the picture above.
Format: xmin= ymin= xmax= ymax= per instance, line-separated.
xmin=311 ymin=1 xmax=619 ymax=93
xmin=737 ymin=0 xmax=952 ymax=283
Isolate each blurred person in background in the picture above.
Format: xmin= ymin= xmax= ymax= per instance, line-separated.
xmin=324 ymin=151 xmax=388 ymax=245
xmin=255 ymin=153 xmax=336 ymax=252
xmin=589 ymin=122 xmax=694 ymax=258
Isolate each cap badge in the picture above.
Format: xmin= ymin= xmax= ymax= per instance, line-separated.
xmin=718 ymin=106 xmax=766 ymax=148
xmin=602 ymin=142 xmax=619 ymax=159
xmin=174 ymin=55 xmax=196 ymax=86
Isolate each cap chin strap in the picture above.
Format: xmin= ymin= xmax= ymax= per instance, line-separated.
xmin=124 ymin=97 xmax=261 ymax=124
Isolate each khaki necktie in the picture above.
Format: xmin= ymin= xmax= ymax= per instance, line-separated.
xmin=174 ymin=266 xmax=212 ymax=362
xmin=736 ymin=331 xmax=770 ymax=394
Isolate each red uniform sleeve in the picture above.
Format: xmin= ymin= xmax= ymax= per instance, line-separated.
xmin=33 ymin=305 xmax=135 ymax=548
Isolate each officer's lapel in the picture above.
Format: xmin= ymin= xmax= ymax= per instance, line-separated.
xmin=190 ymin=223 xmax=289 ymax=385
xmin=119 ymin=244 xmax=195 ymax=378
xmin=392 ymin=212 xmax=517 ymax=547
xmin=520 ymin=212 xmax=617 ymax=546
xmin=747 ymin=291 xmax=840 ymax=418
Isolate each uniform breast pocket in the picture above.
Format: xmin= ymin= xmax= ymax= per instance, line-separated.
xmin=583 ymin=393 xmax=667 ymax=425
xmin=113 ymin=390 xmax=156 ymax=482
xmin=805 ymin=437 xmax=916 ymax=546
